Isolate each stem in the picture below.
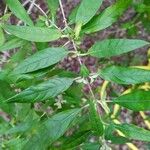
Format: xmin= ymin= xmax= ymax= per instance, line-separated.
xmin=4 ymin=6 xmax=8 ymax=14
xmin=23 ymin=0 xmax=30 ymax=6
xmin=59 ymin=0 xmax=68 ymax=28
xmin=62 ymin=41 xmax=70 ymax=47
xmin=28 ymin=0 xmax=60 ymax=30
xmin=27 ymin=0 xmax=36 ymax=14
xmin=58 ymin=0 xmax=99 ymax=105
xmin=28 ymin=0 xmax=47 ymax=17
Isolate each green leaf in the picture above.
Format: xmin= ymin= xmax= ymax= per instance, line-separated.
xmin=35 ymin=42 xmax=49 ymax=51
xmin=46 ymin=0 xmax=59 ymax=19
xmin=80 ymin=65 xmax=90 ymax=77
xmin=83 ymin=0 xmax=131 ymax=33
xmin=114 ymin=123 xmax=150 ymax=142
xmin=0 ymin=13 xmax=11 ymax=22
xmin=80 ymin=142 xmax=101 ymax=150
xmin=3 ymin=138 xmax=27 ymax=150
xmin=76 ymin=0 xmax=103 ymax=25
xmin=3 ymin=25 xmax=62 ymax=42
xmin=7 ymin=77 xmax=73 ymax=103
xmin=88 ymin=39 xmax=149 ymax=58
xmin=0 ymin=27 xmax=5 ymax=46
xmin=64 ymin=83 xmax=83 ymax=105
xmin=14 ymin=104 xmax=39 ymax=122
xmin=13 ymin=47 xmax=68 ymax=74
xmin=114 ymin=90 xmax=150 ymax=111
xmin=6 ymin=0 xmax=33 ymax=26
xmin=0 ymin=38 xmax=27 ymax=52
xmin=68 ymin=5 xmax=79 ymax=25
xmin=99 ymin=66 xmax=150 ymax=85
xmin=23 ymin=108 xmax=81 ymax=150
xmin=89 ymin=100 xmax=104 ymax=136
xmin=5 ymin=121 xmax=36 ymax=135
xmin=10 ymin=43 xmax=32 ymax=63
xmin=0 ymin=80 xmax=15 ymax=114
xmin=62 ymin=131 xmax=90 ymax=149
xmin=105 ymin=124 xmax=130 ymax=144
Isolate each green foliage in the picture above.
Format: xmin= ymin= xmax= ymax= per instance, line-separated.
xmin=83 ymin=0 xmax=131 ymax=33
xmin=13 ymin=47 xmax=68 ymax=74
xmin=0 ymin=37 xmax=27 ymax=52
xmin=0 ymin=27 xmax=5 ymax=46
xmin=24 ymin=109 xmax=81 ymax=150
xmin=2 ymin=25 xmax=62 ymax=42
xmin=122 ymin=0 xmax=150 ymax=36
xmin=6 ymin=0 xmax=33 ymax=26
xmin=114 ymin=90 xmax=150 ymax=111
xmin=114 ymin=123 xmax=150 ymax=142
xmin=76 ymin=0 xmax=103 ymax=25
xmin=88 ymin=39 xmax=149 ymax=58
xmin=1 ymin=0 xmax=150 ymax=149
xmin=105 ymin=124 xmax=130 ymax=144
xmin=99 ymin=66 xmax=150 ymax=84
xmin=89 ymin=100 xmax=104 ymax=136
xmin=46 ymin=0 xmax=59 ymax=20
xmin=7 ymin=77 xmax=73 ymax=103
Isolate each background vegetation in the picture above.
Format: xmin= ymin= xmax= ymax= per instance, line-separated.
xmin=0 ymin=0 xmax=150 ymax=149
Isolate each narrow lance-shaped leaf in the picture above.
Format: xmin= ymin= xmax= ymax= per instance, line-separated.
xmin=7 ymin=77 xmax=73 ymax=103
xmin=3 ymin=25 xmax=62 ymax=42
xmin=6 ymin=0 xmax=33 ymax=26
xmin=105 ymin=125 xmax=129 ymax=144
xmin=23 ymin=108 xmax=81 ymax=150
xmin=89 ymin=100 xmax=104 ymax=136
xmin=0 ymin=38 xmax=27 ymax=52
xmin=0 ymin=80 xmax=15 ymax=114
xmin=80 ymin=143 xmax=101 ymax=150
xmin=83 ymin=0 xmax=131 ymax=34
xmin=76 ymin=0 xmax=103 ymax=25
xmin=10 ymin=43 xmax=32 ymax=63
xmin=68 ymin=5 xmax=79 ymax=25
xmin=61 ymin=131 xmax=90 ymax=149
xmin=114 ymin=123 xmax=150 ymax=142
xmin=99 ymin=66 xmax=150 ymax=85
xmin=0 ymin=27 xmax=5 ymax=46
xmin=88 ymin=39 xmax=149 ymax=58
xmin=13 ymin=47 xmax=68 ymax=74
xmin=5 ymin=120 xmax=37 ymax=135
xmin=114 ymin=90 xmax=150 ymax=111
xmin=3 ymin=138 xmax=27 ymax=150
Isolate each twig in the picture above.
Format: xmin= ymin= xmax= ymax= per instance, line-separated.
xmin=28 ymin=0 xmax=60 ymax=30
xmin=27 ymin=0 xmax=36 ymax=14
xmin=23 ymin=0 xmax=30 ymax=6
xmin=63 ymin=41 xmax=70 ymax=47
xmin=4 ymin=6 xmax=8 ymax=14
xmin=59 ymin=0 xmax=96 ymax=102
xmin=28 ymin=0 xmax=47 ymax=17
xmin=58 ymin=0 xmax=68 ymax=28
xmin=71 ymin=40 xmax=82 ymax=65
